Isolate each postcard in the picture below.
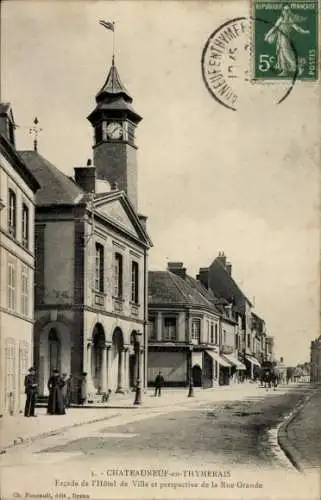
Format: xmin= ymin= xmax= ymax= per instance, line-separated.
xmin=0 ymin=1 xmax=320 ymax=500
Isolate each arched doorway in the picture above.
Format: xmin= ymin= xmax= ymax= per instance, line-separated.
xmin=49 ymin=328 xmax=61 ymax=375
xmin=192 ymin=365 xmax=202 ymax=387
xmin=92 ymin=324 xmax=106 ymax=392
xmin=111 ymin=328 xmax=124 ymax=392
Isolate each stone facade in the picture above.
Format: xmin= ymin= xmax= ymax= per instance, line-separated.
xmin=19 ymin=58 xmax=151 ymax=404
xmin=0 ymin=103 xmax=39 ymax=415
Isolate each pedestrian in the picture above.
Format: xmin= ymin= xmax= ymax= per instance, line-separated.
xmin=24 ymin=367 xmax=38 ymax=417
xmin=61 ymin=373 xmax=69 ymax=408
xmin=80 ymin=372 xmax=87 ymax=405
xmin=66 ymin=374 xmax=72 ymax=408
xmin=154 ymin=371 xmax=165 ymax=397
xmin=47 ymin=369 xmax=66 ymax=415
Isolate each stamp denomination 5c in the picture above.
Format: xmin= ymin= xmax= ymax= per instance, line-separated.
xmin=253 ymin=0 xmax=319 ymax=80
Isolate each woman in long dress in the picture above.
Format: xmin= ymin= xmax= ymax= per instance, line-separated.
xmin=264 ymin=5 xmax=310 ymax=76
xmin=47 ymin=369 xmax=66 ymax=415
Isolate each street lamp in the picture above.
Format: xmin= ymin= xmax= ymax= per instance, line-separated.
xmin=188 ymin=345 xmax=194 ymax=397
xmin=133 ymin=330 xmax=142 ymax=406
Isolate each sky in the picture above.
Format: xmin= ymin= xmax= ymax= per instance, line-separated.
xmin=1 ymin=0 xmax=320 ymax=365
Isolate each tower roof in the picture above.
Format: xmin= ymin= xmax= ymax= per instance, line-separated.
xmin=96 ymin=57 xmax=132 ymax=103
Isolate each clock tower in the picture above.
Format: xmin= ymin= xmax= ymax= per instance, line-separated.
xmin=87 ymin=57 xmax=142 ymax=209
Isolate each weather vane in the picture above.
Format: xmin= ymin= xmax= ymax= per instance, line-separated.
xmin=29 ymin=117 xmax=42 ymax=152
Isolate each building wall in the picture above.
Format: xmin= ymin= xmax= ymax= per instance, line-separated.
xmin=93 ymin=142 xmax=138 ymax=209
xmin=310 ymin=338 xmax=321 ymax=382
xmin=220 ymin=318 xmax=236 ymax=351
xmin=43 ymin=220 xmax=75 ymax=304
xmin=83 ymin=217 xmax=146 ymax=323
xmin=0 ymin=149 xmax=36 ymax=415
xmin=148 ymin=351 xmax=187 ymax=385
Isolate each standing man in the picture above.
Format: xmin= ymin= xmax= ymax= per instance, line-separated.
xmin=154 ymin=371 xmax=165 ymax=397
xmin=24 ymin=367 xmax=38 ymax=417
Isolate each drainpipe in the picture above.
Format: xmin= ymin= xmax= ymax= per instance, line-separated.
xmin=143 ymin=248 xmax=148 ymax=390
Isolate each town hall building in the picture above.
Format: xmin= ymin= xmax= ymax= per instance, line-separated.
xmin=20 ymin=58 xmax=152 ymax=403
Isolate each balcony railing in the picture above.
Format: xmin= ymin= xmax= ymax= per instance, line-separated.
xmin=113 ymin=296 xmax=124 ymax=313
xmin=130 ymin=302 xmax=139 ymax=317
xmin=94 ymin=293 xmax=105 ymax=308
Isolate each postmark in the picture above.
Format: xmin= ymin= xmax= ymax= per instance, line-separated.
xmin=201 ymin=17 xmax=296 ymax=111
xmin=253 ymin=0 xmax=319 ymax=81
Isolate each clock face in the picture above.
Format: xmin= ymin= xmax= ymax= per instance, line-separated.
xmin=106 ymin=122 xmax=123 ymax=140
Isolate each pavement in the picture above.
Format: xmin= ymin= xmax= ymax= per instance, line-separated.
xmin=1 ymin=383 xmax=319 ymax=500
xmin=280 ymin=384 xmax=321 ymax=472
xmin=0 ymin=383 xmax=260 ymax=452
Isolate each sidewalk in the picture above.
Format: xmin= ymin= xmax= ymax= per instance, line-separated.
xmin=0 ymin=383 xmax=261 ymax=453
xmin=280 ymin=385 xmax=321 ymax=471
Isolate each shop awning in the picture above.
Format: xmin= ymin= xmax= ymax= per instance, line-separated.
xmin=206 ymin=350 xmax=232 ymax=368
xmin=222 ymin=354 xmax=246 ymax=370
xmin=245 ymin=355 xmax=261 ymax=367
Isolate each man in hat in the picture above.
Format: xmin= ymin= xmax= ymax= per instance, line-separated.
xmin=24 ymin=367 xmax=38 ymax=417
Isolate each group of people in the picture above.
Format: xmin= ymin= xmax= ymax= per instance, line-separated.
xmin=24 ymin=367 xmax=72 ymax=417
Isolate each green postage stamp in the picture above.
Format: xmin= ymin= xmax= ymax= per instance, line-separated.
xmin=253 ymin=0 xmax=319 ymax=80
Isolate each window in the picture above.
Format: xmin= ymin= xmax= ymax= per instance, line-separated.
xmin=21 ymin=265 xmax=29 ymax=316
xmin=5 ymin=337 xmax=16 ymax=413
xmin=247 ymin=333 xmax=251 ymax=349
xmin=131 ymin=261 xmax=139 ymax=303
xmin=214 ymin=324 xmax=218 ymax=345
xmin=163 ymin=317 xmax=177 ymax=341
xmin=114 ymin=253 xmax=123 ymax=298
xmin=95 ymin=124 xmax=103 ymax=144
xmin=223 ymin=330 xmax=227 ymax=345
xmin=19 ymin=341 xmax=29 ymax=398
xmin=94 ymin=243 xmax=104 ymax=292
xmin=191 ymin=319 xmax=201 ymax=343
xmin=7 ymin=258 xmax=16 ymax=311
xmin=127 ymin=123 xmax=135 ymax=143
xmin=8 ymin=189 xmax=16 ymax=238
xmin=22 ymin=204 xmax=29 ymax=248
xmin=148 ymin=318 xmax=156 ymax=340
xmin=210 ymin=323 xmax=214 ymax=344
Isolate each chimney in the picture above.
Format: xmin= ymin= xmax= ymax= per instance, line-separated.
xmin=138 ymin=213 xmax=147 ymax=231
xmin=198 ymin=267 xmax=209 ymax=289
xmin=0 ymin=103 xmax=16 ymax=147
xmin=74 ymin=160 xmax=96 ymax=193
xmin=217 ymin=251 xmax=227 ymax=267
xmin=226 ymin=262 xmax=232 ymax=276
xmin=167 ymin=262 xmax=186 ymax=279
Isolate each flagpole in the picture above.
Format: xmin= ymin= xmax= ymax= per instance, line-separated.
xmin=112 ymin=22 xmax=115 ymax=61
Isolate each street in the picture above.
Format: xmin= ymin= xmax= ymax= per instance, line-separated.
xmin=1 ymin=384 xmax=320 ymax=500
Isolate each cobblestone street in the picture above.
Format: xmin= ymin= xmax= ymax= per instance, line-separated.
xmin=1 ymin=384 xmax=320 ymax=500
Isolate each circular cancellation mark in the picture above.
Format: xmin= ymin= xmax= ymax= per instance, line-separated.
xmin=201 ymin=17 xmax=297 ymax=111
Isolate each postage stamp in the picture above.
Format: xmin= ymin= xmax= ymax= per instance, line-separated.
xmin=253 ymin=0 xmax=319 ymax=81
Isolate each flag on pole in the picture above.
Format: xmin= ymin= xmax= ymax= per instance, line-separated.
xmin=99 ymin=20 xmax=114 ymax=31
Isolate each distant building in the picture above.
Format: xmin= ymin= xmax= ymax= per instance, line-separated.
xmin=310 ymin=336 xmax=321 ymax=382
xmin=20 ymin=59 xmax=152 ymax=403
xmin=197 ymin=252 xmax=261 ymax=379
xmin=148 ymin=262 xmax=245 ymax=388
xmin=274 ymin=357 xmax=286 ymax=384
xmin=251 ymin=312 xmax=267 ymax=364
xmin=0 ymin=103 xmax=39 ymax=415
xmin=265 ymin=336 xmax=275 ymax=362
